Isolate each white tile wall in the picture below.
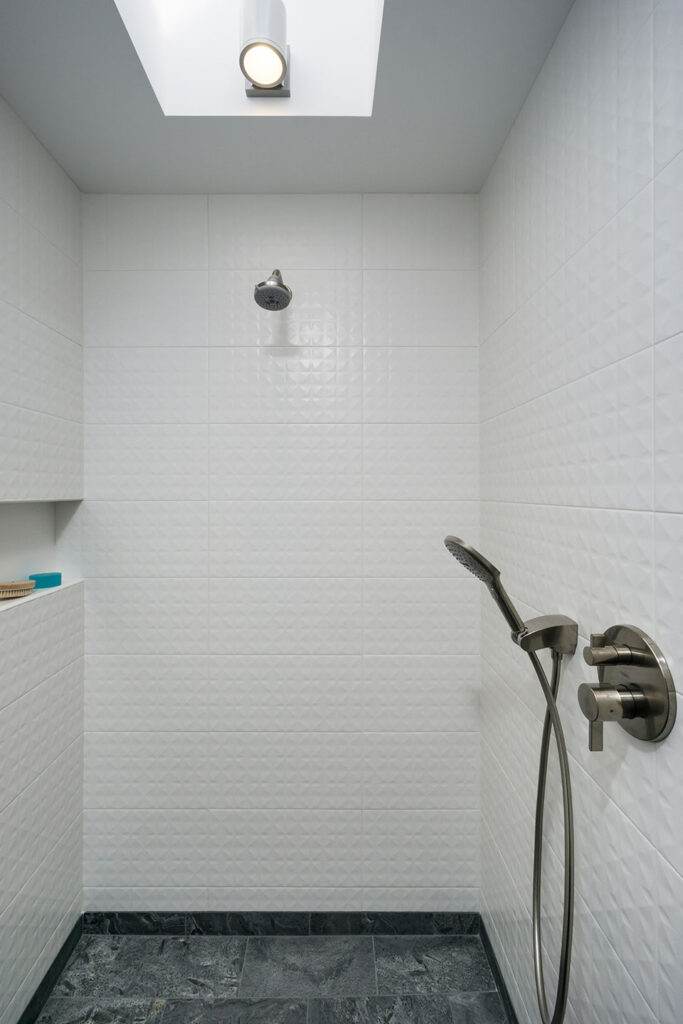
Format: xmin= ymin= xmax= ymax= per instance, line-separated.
xmin=479 ymin=2 xmax=683 ymax=1023
xmin=0 ymin=93 xmax=83 ymax=1023
xmin=76 ymin=192 xmax=480 ymax=912
xmin=0 ymin=95 xmax=82 ymax=502
xmin=0 ymin=584 xmax=83 ymax=1024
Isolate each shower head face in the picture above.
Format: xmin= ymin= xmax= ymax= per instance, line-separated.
xmin=254 ymin=269 xmax=292 ymax=310
xmin=444 ymin=535 xmax=499 ymax=587
xmin=444 ymin=535 xmax=526 ymax=635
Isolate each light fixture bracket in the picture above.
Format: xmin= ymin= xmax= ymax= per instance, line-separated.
xmin=245 ymin=47 xmax=291 ymax=97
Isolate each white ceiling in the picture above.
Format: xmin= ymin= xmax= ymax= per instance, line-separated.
xmin=0 ymin=0 xmax=575 ymax=194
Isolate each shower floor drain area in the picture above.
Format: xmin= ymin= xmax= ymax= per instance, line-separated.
xmin=35 ymin=917 xmax=511 ymax=1024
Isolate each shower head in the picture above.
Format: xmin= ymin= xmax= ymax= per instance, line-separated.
xmin=444 ymin=535 xmax=526 ymax=635
xmin=254 ymin=269 xmax=292 ymax=310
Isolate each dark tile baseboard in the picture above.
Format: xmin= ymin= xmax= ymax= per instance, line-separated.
xmin=480 ymin=921 xmax=519 ymax=1024
xmin=19 ymin=911 xmax=518 ymax=1024
xmin=82 ymin=909 xmax=480 ymax=937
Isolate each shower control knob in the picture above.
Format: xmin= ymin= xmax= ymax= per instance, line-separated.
xmin=578 ymin=683 xmax=648 ymax=752
xmin=578 ymin=623 xmax=677 ymax=752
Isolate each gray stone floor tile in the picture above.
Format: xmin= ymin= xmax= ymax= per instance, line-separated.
xmin=36 ymin=996 xmax=164 ymax=1024
xmin=448 ymin=992 xmax=507 ymax=1023
xmin=159 ymin=998 xmax=307 ymax=1023
xmin=55 ymin=936 xmax=246 ymax=999
xmin=308 ymin=994 xmax=454 ymax=1023
xmin=374 ymin=937 xmax=495 ymax=995
xmin=239 ymin=937 xmax=377 ymax=999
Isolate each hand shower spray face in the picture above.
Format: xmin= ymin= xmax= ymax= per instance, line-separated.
xmin=445 ymin=535 xmax=577 ymax=1024
xmin=444 ymin=536 xmax=526 ymax=635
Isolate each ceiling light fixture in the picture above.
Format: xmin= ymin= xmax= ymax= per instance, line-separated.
xmin=239 ymin=0 xmax=290 ymax=97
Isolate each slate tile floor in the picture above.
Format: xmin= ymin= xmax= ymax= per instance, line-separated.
xmin=38 ymin=933 xmax=508 ymax=1024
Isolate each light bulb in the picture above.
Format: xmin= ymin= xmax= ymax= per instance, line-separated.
xmin=241 ymin=42 xmax=286 ymax=88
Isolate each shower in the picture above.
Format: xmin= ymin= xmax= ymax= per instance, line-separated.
xmin=445 ymin=536 xmax=578 ymax=1024
xmin=254 ymin=268 xmax=293 ymax=309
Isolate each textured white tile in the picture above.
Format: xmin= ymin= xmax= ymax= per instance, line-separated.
xmin=86 ymin=655 xmax=208 ymax=732
xmin=362 ymin=810 xmax=479 ymax=887
xmin=83 ymin=887 xmax=208 ymax=912
xmin=0 ymin=302 xmax=82 ymax=421
xmin=363 ymin=270 xmax=479 ymax=347
xmin=209 ymin=270 xmax=362 ymax=347
xmin=363 ymin=423 xmax=478 ymax=500
xmin=0 ymin=584 xmax=83 ymax=712
xmin=0 ymin=98 xmax=22 ymax=210
xmin=83 ymin=195 xmax=208 ymax=270
xmin=362 ymin=579 xmax=479 ymax=656
xmin=0 ymin=824 xmax=81 ymax=1024
xmin=0 ymin=660 xmax=83 ymax=812
xmin=207 ymin=809 xmax=363 ymax=886
xmin=573 ymin=767 xmax=659 ymax=1009
xmin=85 ymin=423 xmax=208 ymax=500
xmin=84 ymin=270 xmax=208 ymax=347
xmin=0 ymin=401 xmax=82 ymax=501
xmin=20 ymin=130 xmax=81 ymax=263
xmin=363 ymin=732 xmax=478 ymax=810
xmin=657 ymin=854 xmax=683 ymax=1024
xmin=19 ymin=224 xmax=81 ymax=341
xmin=361 ymin=889 xmax=479 ymax=912
xmin=618 ymin=185 xmax=654 ymax=358
xmin=0 ymin=741 xmax=81 ymax=917
xmin=654 ymin=512 xmax=683 ymax=684
xmin=209 ymin=500 xmax=362 ymax=577
xmin=85 ymin=731 xmax=209 ymax=809
xmin=362 ymin=347 xmax=478 ymax=423
xmin=617 ymin=7 xmax=653 ymax=206
xmin=206 ymin=732 xmax=363 ymax=809
xmin=85 ymin=348 xmax=208 ymax=424
xmin=209 ymin=423 xmax=361 ymax=500
xmin=209 ymin=346 xmax=362 ymax=423
xmin=654 ymin=334 xmax=683 ymax=512
xmin=84 ymin=809 xmax=210 ymax=887
xmin=654 ymin=150 xmax=683 ymax=343
xmin=208 ymin=655 xmax=363 ymax=732
xmin=362 ymin=500 xmax=478 ymax=578
xmin=205 ymin=888 xmax=363 ymax=912
xmin=0 ymin=200 xmax=21 ymax=308
xmin=3 ymin=895 xmax=81 ymax=1024
xmin=58 ymin=500 xmax=209 ymax=578
xmin=362 ymin=196 xmax=478 ymax=270
xmin=85 ymin=579 xmax=209 ymax=655
xmin=362 ymin=655 xmax=479 ymax=733
xmin=653 ymin=0 xmax=683 ymax=172
xmin=208 ymin=195 xmax=362 ymax=269
xmin=209 ymin=578 xmax=362 ymax=655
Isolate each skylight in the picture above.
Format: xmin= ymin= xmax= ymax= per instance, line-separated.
xmin=114 ymin=0 xmax=385 ymax=117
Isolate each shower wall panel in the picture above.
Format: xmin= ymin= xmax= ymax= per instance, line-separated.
xmin=69 ymin=193 xmax=482 ymax=912
xmin=479 ymin=2 xmax=683 ymax=1023
xmin=0 ymin=95 xmax=82 ymax=502
xmin=0 ymin=583 xmax=84 ymax=1024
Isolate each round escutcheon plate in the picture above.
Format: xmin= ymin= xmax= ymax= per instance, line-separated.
xmin=598 ymin=624 xmax=676 ymax=742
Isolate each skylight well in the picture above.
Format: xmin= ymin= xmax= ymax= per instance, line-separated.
xmin=114 ymin=0 xmax=384 ymax=116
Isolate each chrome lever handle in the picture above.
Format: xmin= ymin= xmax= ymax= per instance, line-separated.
xmin=588 ymin=720 xmax=603 ymax=752
xmin=583 ymin=643 xmax=632 ymax=667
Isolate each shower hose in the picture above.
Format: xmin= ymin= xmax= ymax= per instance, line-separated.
xmin=526 ymin=648 xmax=574 ymax=1024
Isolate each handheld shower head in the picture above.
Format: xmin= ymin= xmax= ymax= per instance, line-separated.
xmin=444 ymin=535 xmax=526 ymax=635
xmin=254 ymin=269 xmax=292 ymax=310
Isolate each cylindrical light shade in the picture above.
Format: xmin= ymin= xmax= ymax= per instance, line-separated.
xmin=240 ymin=0 xmax=288 ymax=88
